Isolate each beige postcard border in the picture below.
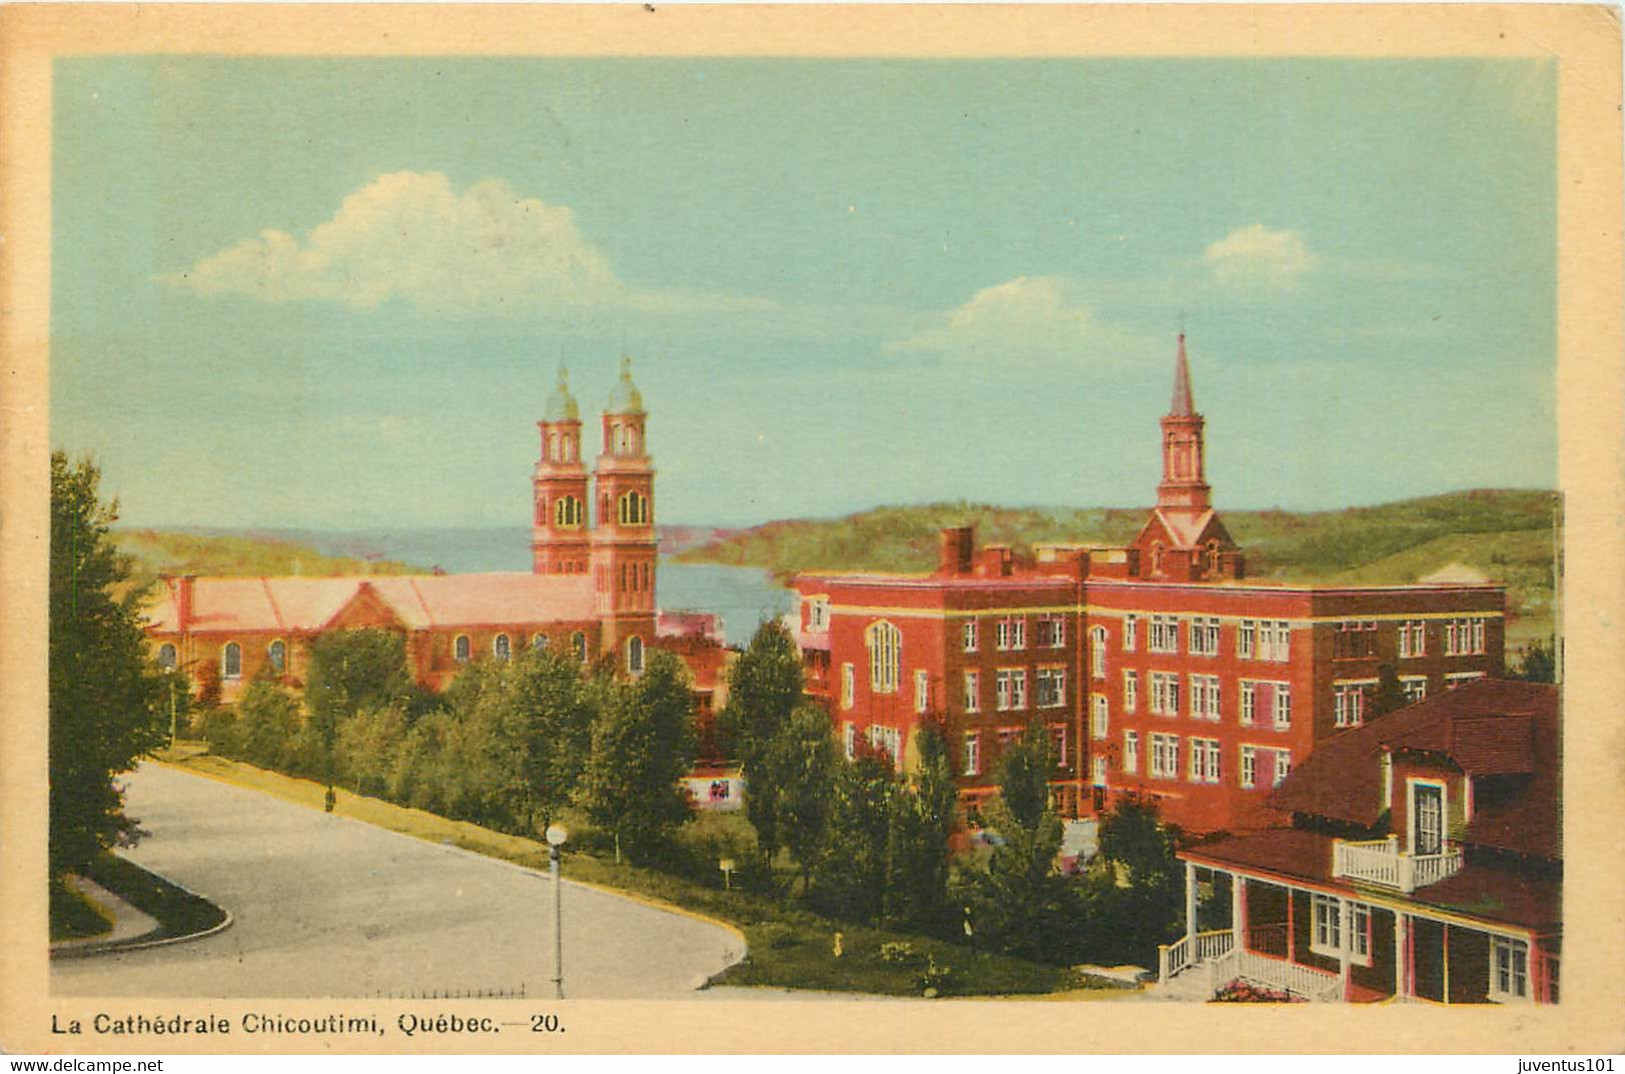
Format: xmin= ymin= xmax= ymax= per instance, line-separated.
xmin=1 ymin=3 xmax=1621 ymax=1055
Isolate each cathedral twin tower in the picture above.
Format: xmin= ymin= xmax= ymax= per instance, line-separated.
xmin=531 ymin=356 xmax=657 ymax=621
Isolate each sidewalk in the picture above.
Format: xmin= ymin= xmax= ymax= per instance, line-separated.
xmin=50 ymin=875 xmax=160 ymax=957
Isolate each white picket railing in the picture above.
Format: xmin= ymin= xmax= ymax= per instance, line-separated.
xmin=1234 ymin=950 xmax=1344 ymax=1002
xmin=1158 ymin=929 xmax=1234 ymax=984
xmin=1331 ymin=837 xmax=1462 ymax=893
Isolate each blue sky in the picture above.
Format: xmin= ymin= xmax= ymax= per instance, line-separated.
xmin=51 ymin=57 xmax=1557 ymax=529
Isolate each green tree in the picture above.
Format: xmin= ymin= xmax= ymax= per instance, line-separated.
xmin=1368 ymin=662 xmax=1409 ymax=720
xmin=1085 ymin=795 xmax=1186 ymax=966
xmin=48 ymin=453 xmax=169 ymax=881
xmin=506 ymin=647 xmax=598 ymax=831
xmin=883 ymin=723 xmax=958 ymax=932
xmin=810 ymin=744 xmax=897 ymax=922
xmin=722 ymin=620 xmax=805 ymax=865
xmin=580 ymin=650 xmax=699 ymax=865
xmin=231 ymin=677 xmax=303 ymax=770
xmin=763 ymin=705 xmax=838 ymax=894
xmin=305 ymin=628 xmax=413 ymax=788
xmin=1514 ymin=639 xmax=1557 ymax=683
xmin=335 ymin=703 xmax=409 ymax=797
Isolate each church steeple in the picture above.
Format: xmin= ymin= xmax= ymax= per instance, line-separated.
xmin=1157 ymin=334 xmax=1211 ymax=512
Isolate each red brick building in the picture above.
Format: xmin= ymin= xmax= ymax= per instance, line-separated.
xmin=147 ymin=358 xmax=725 ymax=703
xmin=1164 ymin=679 xmax=1559 ymax=1004
xmin=793 ymin=337 xmax=1506 ymax=832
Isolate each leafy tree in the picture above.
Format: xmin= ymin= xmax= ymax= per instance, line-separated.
xmin=335 ymin=703 xmax=409 ymax=797
xmin=1514 ymin=639 xmax=1557 ymax=684
xmin=960 ymin=716 xmax=1068 ymax=961
xmin=1084 ymin=795 xmax=1186 ymax=966
xmin=305 ymin=628 xmax=413 ymax=788
xmin=231 ymin=677 xmax=303 ymax=770
xmin=810 ymin=744 xmax=897 ymax=922
xmin=883 ymin=723 xmax=958 ymax=932
xmin=1368 ymin=662 xmax=1409 ymax=720
xmin=763 ymin=705 xmax=838 ymax=894
xmin=580 ymin=650 xmax=699 ymax=865
xmin=506 ymin=647 xmax=599 ymax=831
xmin=722 ymin=620 xmax=805 ymax=864
xmin=48 ymin=452 xmax=169 ymax=880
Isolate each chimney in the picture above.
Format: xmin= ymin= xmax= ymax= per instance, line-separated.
xmin=174 ymin=574 xmax=196 ymax=634
xmin=938 ymin=526 xmax=974 ymax=576
xmin=979 ymin=545 xmax=1014 ymax=578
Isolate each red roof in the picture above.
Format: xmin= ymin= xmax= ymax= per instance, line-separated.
xmin=146 ymin=573 xmax=597 ymax=634
xmin=1269 ymin=679 xmax=1560 ymax=860
xmin=1182 ymin=829 xmax=1561 ymax=932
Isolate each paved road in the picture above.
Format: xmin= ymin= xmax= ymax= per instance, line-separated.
xmin=52 ymin=765 xmax=744 ymax=999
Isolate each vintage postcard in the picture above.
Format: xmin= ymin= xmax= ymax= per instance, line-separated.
xmin=1 ymin=3 xmax=1621 ymax=1056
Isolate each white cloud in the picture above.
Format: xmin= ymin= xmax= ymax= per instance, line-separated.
xmin=1202 ymin=225 xmax=1319 ymax=293
xmin=888 ymin=276 xmax=1100 ymax=360
xmin=162 ymin=171 xmax=769 ymax=315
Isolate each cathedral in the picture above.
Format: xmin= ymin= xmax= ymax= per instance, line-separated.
xmin=145 ymin=358 xmax=721 ymax=703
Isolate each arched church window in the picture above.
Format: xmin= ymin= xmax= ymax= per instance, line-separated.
xmin=571 ymin=632 xmax=587 ymax=664
xmin=454 ymin=635 xmax=471 ymax=664
xmin=268 ymin=639 xmax=287 ymax=674
xmin=222 ymin=641 xmax=242 ymax=680
xmin=533 ymin=633 xmax=549 ymax=651
xmin=157 ymin=643 xmax=177 ymax=671
xmin=627 ymin=636 xmax=645 ymax=674
xmin=618 ymin=491 xmax=649 ymax=526
xmin=493 ymin=633 xmax=511 ymax=662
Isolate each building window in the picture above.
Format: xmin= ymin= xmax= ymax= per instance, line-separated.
xmin=157 ymin=643 xmax=178 ymax=671
xmin=843 ymin=722 xmax=856 ymax=761
xmin=841 ymin=663 xmax=855 ymax=710
xmin=1091 ymin=693 xmax=1109 ymax=739
xmin=1311 ymin=894 xmax=1342 ymax=955
xmin=1273 ymin=750 xmax=1291 ymax=787
xmin=1349 ymin=903 xmax=1372 ymax=962
xmin=454 ymin=635 xmax=472 ymax=664
xmin=1411 ymin=781 xmax=1445 ymax=856
xmin=1333 ymin=620 xmax=1379 ymax=659
xmin=617 ymin=490 xmax=651 ymax=526
xmin=1123 ymin=730 xmax=1140 ymax=774
xmin=553 ymin=496 xmax=583 ymax=528
xmin=571 ymin=631 xmax=587 ymax=663
xmin=1334 ymin=681 xmax=1374 ymax=728
xmin=1263 ymin=620 xmax=1292 ymax=661
xmin=1446 ymin=670 xmax=1487 ymax=689
xmin=1402 ymin=676 xmax=1428 ymax=703
xmin=222 ymin=641 xmax=242 ymax=680
xmin=963 ymin=671 xmax=980 ymax=713
xmin=996 ymin=617 xmax=1026 ymax=651
xmin=1038 ymin=615 xmax=1066 ymax=649
xmin=533 ymin=633 xmax=549 ymax=651
xmin=995 ymin=669 xmax=1027 ymax=711
xmin=1090 ymin=626 xmax=1107 ymax=677
xmin=1151 ymin=672 xmax=1181 ymax=716
xmin=1091 ymin=755 xmax=1107 ymax=788
xmin=1150 ymin=733 xmax=1180 ymax=779
xmin=1491 ymin=937 xmax=1530 ymax=1001
xmin=1123 ymin=669 xmax=1139 ymax=713
xmin=962 ymin=619 xmax=978 ymax=653
xmin=963 ymin=732 xmax=980 ymax=776
xmin=627 ymin=636 xmax=644 ymax=674
xmin=1190 ymin=674 xmax=1221 ymax=720
xmin=807 ymin=597 xmax=829 ymax=632
xmin=1398 ymin=619 xmax=1426 ymax=658
xmin=1149 ymin=615 xmax=1179 ymax=654
xmin=865 ymin=621 xmax=902 ymax=693
xmin=1051 ymin=726 xmax=1069 ymax=768
xmin=867 ymin=725 xmax=902 ymax=767
xmin=1240 ymin=681 xmax=1257 ymax=725
xmin=914 ymin=670 xmax=930 ymax=714
xmin=1240 ymin=745 xmax=1257 ymax=789
xmin=1188 ymin=737 xmax=1220 ymax=783
xmin=1189 ymin=616 xmax=1220 ymax=656
xmin=1446 ymin=617 xmax=1488 ymax=656
xmin=1237 ymin=619 xmax=1256 ymax=659
xmin=494 ymin=633 xmax=512 ymax=662
xmin=1037 ymin=668 xmax=1066 ymax=709
xmin=1272 ymin=684 xmax=1292 ymax=729
xmin=1122 ymin=615 xmax=1138 ymax=652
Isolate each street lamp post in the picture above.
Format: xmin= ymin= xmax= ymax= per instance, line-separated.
xmin=545 ymin=824 xmax=568 ymax=1000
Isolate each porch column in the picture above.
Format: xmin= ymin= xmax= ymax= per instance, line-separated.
xmin=1185 ymin=862 xmax=1198 ymax=947
xmin=1338 ymin=897 xmax=1353 ymax=1001
xmin=1231 ymin=874 xmax=1245 ymax=946
xmin=1393 ymin=912 xmax=1408 ymax=1000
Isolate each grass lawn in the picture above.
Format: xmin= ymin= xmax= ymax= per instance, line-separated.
xmin=50 ymin=880 xmax=113 ymax=942
xmin=82 ymin=851 xmax=228 ymax=942
xmin=159 ymin=749 xmax=1140 ymax=999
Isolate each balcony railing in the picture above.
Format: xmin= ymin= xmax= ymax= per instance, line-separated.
xmin=1331 ymin=836 xmax=1463 ymax=893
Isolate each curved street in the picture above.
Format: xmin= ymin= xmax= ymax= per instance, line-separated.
xmin=52 ymin=764 xmax=744 ymax=999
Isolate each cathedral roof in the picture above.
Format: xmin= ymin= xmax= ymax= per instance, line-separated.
xmin=544 ymin=366 xmax=580 ymax=423
xmin=605 ymin=355 xmax=645 ymax=415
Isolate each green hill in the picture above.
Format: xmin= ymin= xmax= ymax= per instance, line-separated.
xmin=676 ymin=490 xmax=1561 ymax=648
xmin=114 ymin=528 xmax=423 ymax=593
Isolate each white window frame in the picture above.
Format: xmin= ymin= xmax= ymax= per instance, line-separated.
xmin=1010 ymin=668 xmax=1028 ymax=710
xmin=914 ymin=669 xmax=930 ymax=714
xmin=867 ymin=724 xmax=903 ymax=767
xmin=1122 ymin=614 xmax=1138 ymax=652
xmin=1037 ymin=667 xmax=1067 ymax=710
xmin=843 ymin=721 xmax=856 ymax=761
xmin=866 ymin=621 xmax=902 ymax=693
xmin=1123 ymin=730 xmax=1140 ymax=774
xmin=807 ymin=596 xmax=830 ymax=633
xmin=1151 ymin=671 xmax=1181 ymax=717
xmin=1240 ymin=745 xmax=1257 ymax=789
xmin=1149 ymin=615 xmax=1179 ymax=654
xmin=1273 ymin=750 xmax=1291 ymax=787
xmin=1091 ymin=693 xmax=1109 ymax=739
xmin=1039 ymin=614 xmax=1066 ymax=649
xmin=452 ymin=635 xmax=471 ymax=665
xmin=841 ymin=662 xmax=855 ymax=710
xmin=626 ymin=635 xmax=644 ymax=674
xmin=1409 ymin=778 xmax=1448 ymax=857
xmin=1190 ymin=674 xmax=1221 ymax=720
xmin=1008 ymin=617 xmax=1026 ymax=651
xmin=1272 ymin=683 xmax=1292 ymax=729
xmin=1490 ymin=936 xmax=1530 ymax=1002
xmin=1398 ymin=619 xmax=1426 ymax=659
xmin=267 ymin=638 xmax=286 ymax=674
xmin=1334 ymin=680 xmax=1375 ymax=728
xmin=963 ymin=670 xmax=981 ymax=713
xmin=1150 ymin=733 xmax=1180 ymax=780
xmin=494 ymin=633 xmax=512 ymax=662
xmin=962 ymin=618 xmax=979 ymax=653
xmin=1237 ymin=619 xmax=1256 ymax=659
xmin=963 ymin=732 xmax=980 ymax=776
xmin=1240 ymin=680 xmax=1257 ymax=725
xmin=222 ymin=640 xmax=243 ymax=680
xmin=1091 ymin=755 xmax=1108 ymax=787
xmin=1090 ymin=626 xmax=1107 ymax=677
xmin=1446 ymin=670 xmax=1487 ymax=689
xmin=1123 ymin=669 xmax=1139 ymax=713
xmin=1401 ymin=675 xmax=1428 ymax=703
xmin=1189 ymin=616 xmax=1220 ymax=657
